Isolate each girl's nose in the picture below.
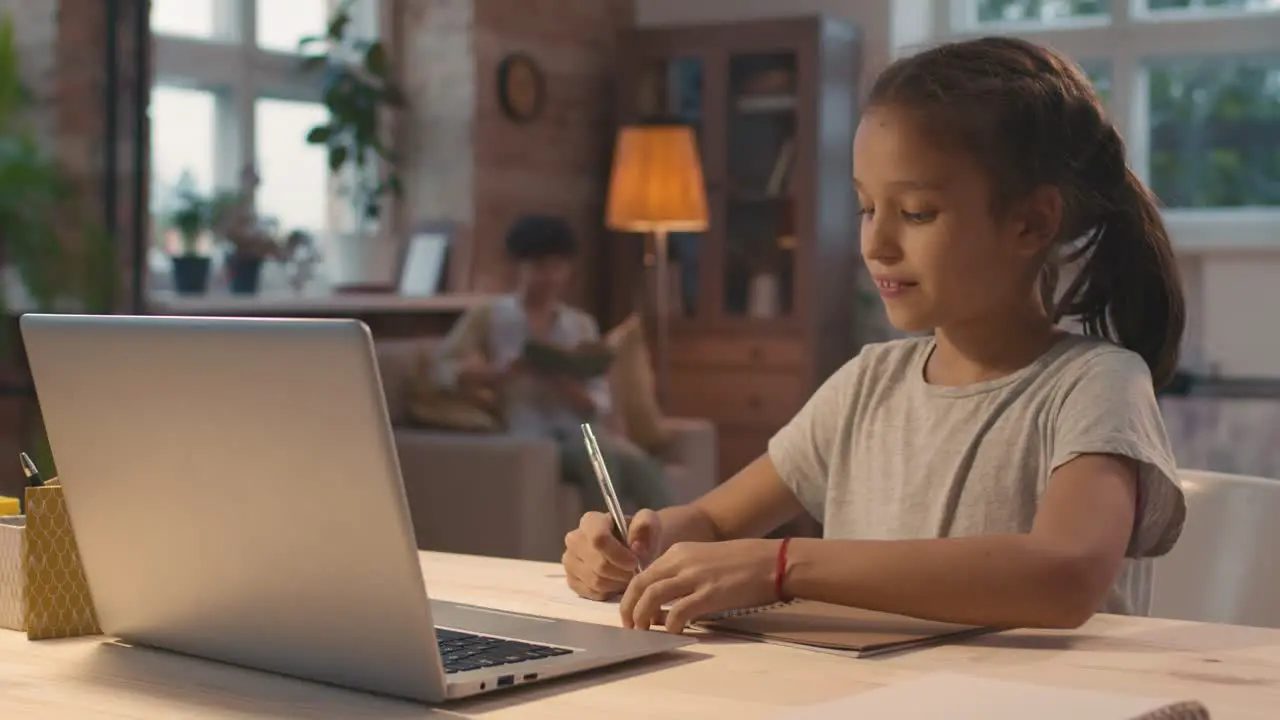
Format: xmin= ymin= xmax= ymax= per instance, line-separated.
xmin=861 ymin=216 xmax=903 ymax=265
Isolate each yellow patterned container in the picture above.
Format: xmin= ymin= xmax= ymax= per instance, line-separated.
xmin=0 ymin=515 xmax=23 ymax=631
xmin=0 ymin=483 xmax=101 ymax=638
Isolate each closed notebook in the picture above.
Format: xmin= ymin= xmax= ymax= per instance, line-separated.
xmin=781 ymin=672 xmax=1211 ymax=719
xmin=695 ymin=600 xmax=992 ymax=658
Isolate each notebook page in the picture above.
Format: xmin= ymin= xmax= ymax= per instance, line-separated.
xmin=781 ymin=673 xmax=1209 ymax=720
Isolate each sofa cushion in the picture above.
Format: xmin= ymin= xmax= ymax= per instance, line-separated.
xmin=605 ymin=314 xmax=671 ymax=453
xmin=407 ymin=351 xmax=502 ymax=432
xmin=375 ymin=339 xmax=429 ymax=424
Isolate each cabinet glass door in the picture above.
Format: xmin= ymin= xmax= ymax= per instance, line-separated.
xmin=634 ymin=56 xmax=705 ymax=320
xmin=721 ymin=51 xmax=797 ymax=321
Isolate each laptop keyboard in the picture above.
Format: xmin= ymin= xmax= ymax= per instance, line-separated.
xmin=435 ymin=628 xmax=573 ymax=674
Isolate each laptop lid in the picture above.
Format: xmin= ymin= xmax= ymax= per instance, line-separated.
xmin=20 ymin=314 xmax=450 ymax=700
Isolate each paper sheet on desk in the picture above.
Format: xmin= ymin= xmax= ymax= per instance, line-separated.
xmin=779 ymin=673 xmax=1211 ymax=720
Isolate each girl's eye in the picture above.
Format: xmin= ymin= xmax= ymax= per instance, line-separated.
xmin=902 ymin=210 xmax=937 ymax=224
xmin=856 ymin=207 xmax=874 ymax=219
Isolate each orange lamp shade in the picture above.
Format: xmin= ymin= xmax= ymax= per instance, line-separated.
xmin=605 ymin=123 xmax=709 ymax=233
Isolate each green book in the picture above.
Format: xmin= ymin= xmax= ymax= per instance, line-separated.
xmin=521 ymin=340 xmax=615 ymax=380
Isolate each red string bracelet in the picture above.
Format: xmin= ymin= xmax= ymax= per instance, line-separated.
xmin=774 ymin=537 xmax=793 ymax=602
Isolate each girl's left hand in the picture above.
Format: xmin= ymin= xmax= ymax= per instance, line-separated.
xmin=619 ymin=539 xmax=780 ymax=633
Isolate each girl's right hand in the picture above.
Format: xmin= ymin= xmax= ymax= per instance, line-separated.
xmin=563 ymin=509 xmax=663 ymax=601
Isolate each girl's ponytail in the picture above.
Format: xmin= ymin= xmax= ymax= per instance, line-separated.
xmin=1052 ymin=133 xmax=1186 ymax=390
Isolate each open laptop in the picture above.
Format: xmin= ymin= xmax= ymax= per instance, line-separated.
xmin=19 ymin=313 xmax=692 ymax=703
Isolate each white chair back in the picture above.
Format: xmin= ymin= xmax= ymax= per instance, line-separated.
xmin=1149 ymin=469 xmax=1280 ymax=628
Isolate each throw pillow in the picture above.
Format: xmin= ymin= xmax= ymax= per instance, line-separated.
xmin=405 ymin=342 xmax=502 ymax=433
xmin=604 ymin=314 xmax=671 ymax=452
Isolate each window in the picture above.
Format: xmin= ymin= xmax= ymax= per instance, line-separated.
xmin=150 ymin=0 xmax=381 ymax=294
xmin=1080 ymin=61 xmax=1113 ymax=105
xmin=256 ymin=0 xmax=331 ymax=53
xmin=970 ymin=0 xmax=1110 ymax=26
xmin=254 ymin=98 xmax=331 ymax=235
xmin=1147 ymin=56 xmax=1280 ymax=208
xmin=1141 ymin=0 xmax=1280 ymax=15
xmin=150 ymin=87 xmax=218 ymax=255
xmin=915 ymin=0 xmax=1280 ymax=250
xmin=151 ymin=0 xmax=221 ymax=40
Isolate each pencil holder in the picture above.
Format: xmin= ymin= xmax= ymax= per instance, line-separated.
xmin=0 ymin=482 xmax=101 ymax=639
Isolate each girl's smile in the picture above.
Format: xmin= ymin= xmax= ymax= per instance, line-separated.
xmin=873 ymin=276 xmax=919 ymax=299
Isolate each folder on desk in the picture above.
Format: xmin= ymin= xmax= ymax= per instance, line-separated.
xmin=695 ymin=600 xmax=993 ymax=658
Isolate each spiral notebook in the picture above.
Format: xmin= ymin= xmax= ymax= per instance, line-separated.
xmin=781 ymin=673 xmax=1211 ymax=719
xmin=692 ymin=600 xmax=994 ymax=658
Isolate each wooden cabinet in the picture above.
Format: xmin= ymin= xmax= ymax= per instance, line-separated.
xmin=608 ymin=17 xmax=864 ymax=533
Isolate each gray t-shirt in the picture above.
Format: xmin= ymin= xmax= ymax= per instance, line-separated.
xmin=768 ymin=333 xmax=1186 ymax=616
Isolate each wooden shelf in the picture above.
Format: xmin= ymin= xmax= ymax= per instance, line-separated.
xmin=614 ymin=17 xmax=862 ymax=502
xmin=146 ymin=291 xmax=494 ymax=317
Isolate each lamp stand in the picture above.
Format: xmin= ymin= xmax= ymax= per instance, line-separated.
xmin=650 ymin=227 xmax=672 ymax=405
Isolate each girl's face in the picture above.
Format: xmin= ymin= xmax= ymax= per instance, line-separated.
xmin=852 ymin=105 xmax=1047 ymax=333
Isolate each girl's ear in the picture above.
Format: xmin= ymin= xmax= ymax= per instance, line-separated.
xmin=1011 ymin=185 xmax=1064 ymax=257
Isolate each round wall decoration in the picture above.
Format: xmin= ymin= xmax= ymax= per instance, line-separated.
xmin=497 ymin=53 xmax=545 ymax=123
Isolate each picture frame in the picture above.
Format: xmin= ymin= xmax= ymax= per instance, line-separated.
xmin=496 ymin=52 xmax=546 ymax=124
xmin=397 ymin=221 xmax=454 ymax=297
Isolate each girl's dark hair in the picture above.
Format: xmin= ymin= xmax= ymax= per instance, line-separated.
xmin=504 ymin=214 xmax=578 ymax=260
xmin=868 ymin=36 xmax=1185 ymax=389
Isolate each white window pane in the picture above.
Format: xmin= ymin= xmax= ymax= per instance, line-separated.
xmin=973 ymin=0 xmax=1110 ymax=23
xmin=151 ymin=86 xmax=218 ymax=250
xmin=1142 ymin=0 xmax=1280 ymax=14
xmin=255 ymin=98 xmax=332 ymax=236
xmin=152 ymin=0 xmax=218 ymax=39
xmin=1147 ymin=57 xmax=1280 ymax=209
xmin=256 ymin=0 xmax=331 ymax=53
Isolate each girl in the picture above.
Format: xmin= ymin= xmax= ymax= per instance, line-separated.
xmin=562 ymin=36 xmax=1188 ymax=634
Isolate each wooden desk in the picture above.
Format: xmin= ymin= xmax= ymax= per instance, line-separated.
xmin=3 ymin=552 xmax=1279 ymax=718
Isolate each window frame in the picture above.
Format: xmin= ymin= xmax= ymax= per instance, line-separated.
xmin=151 ymin=0 xmax=382 ymax=269
xmin=901 ymin=0 xmax=1280 ymax=251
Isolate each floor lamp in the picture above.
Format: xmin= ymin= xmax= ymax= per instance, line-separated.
xmin=605 ymin=121 xmax=709 ymax=403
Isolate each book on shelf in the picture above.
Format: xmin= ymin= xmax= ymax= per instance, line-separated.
xmin=765 ymin=137 xmax=795 ymax=196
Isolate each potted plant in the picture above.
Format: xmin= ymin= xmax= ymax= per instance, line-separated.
xmin=0 ymin=13 xmax=113 ymax=323
xmin=166 ymin=172 xmax=213 ymax=294
xmin=210 ymin=171 xmax=286 ymax=295
xmin=298 ymin=0 xmax=405 ymax=288
xmin=0 ymin=11 xmax=115 ymax=476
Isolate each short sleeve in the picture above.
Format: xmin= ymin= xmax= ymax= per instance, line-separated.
xmin=1050 ymin=350 xmax=1186 ymax=558
xmin=767 ymin=354 xmax=862 ymax=520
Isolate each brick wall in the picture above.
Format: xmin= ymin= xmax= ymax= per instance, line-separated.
xmin=397 ymin=0 xmax=634 ymax=307
xmin=0 ymin=0 xmax=146 ymax=497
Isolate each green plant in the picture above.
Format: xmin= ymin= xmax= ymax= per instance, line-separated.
xmin=166 ymin=171 xmax=210 ymax=256
xmin=0 ymin=13 xmax=114 ymax=327
xmin=0 ymin=11 xmax=116 ymax=477
xmin=299 ymin=0 xmax=405 ymax=234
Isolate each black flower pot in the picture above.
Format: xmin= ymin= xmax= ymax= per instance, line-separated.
xmin=171 ymin=255 xmax=212 ymax=295
xmin=226 ymin=254 xmax=263 ymax=295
